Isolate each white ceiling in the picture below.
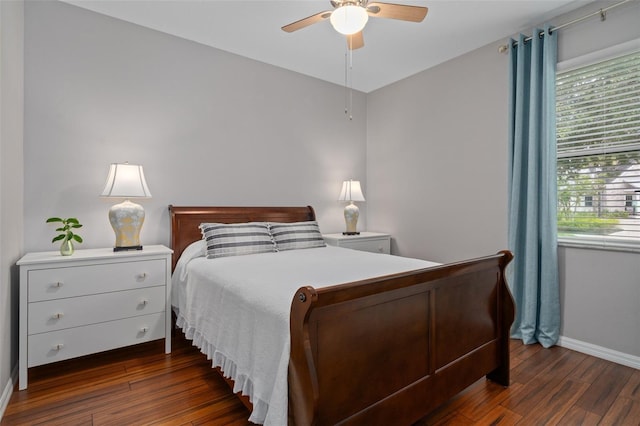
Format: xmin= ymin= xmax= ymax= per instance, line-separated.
xmin=62 ymin=0 xmax=594 ymax=92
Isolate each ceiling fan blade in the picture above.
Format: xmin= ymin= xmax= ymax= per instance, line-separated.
xmin=366 ymin=2 xmax=428 ymax=22
xmin=281 ymin=11 xmax=332 ymax=33
xmin=347 ymin=31 xmax=364 ymax=50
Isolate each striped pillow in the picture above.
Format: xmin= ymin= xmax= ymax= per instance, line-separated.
xmin=200 ymin=222 xmax=276 ymax=258
xmin=269 ymin=221 xmax=326 ymax=251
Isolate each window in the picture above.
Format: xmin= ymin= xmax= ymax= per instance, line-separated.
xmin=556 ymin=48 xmax=640 ymax=247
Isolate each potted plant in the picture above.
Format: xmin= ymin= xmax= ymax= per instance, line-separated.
xmin=46 ymin=217 xmax=83 ymax=256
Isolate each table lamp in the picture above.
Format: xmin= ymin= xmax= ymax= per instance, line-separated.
xmin=338 ymin=179 xmax=365 ymax=235
xmin=100 ymin=163 xmax=152 ymax=251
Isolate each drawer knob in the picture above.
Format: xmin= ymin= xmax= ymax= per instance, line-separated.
xmin=52 ymin=312 xmax=64 ymax=320
xmin=140 ymin=299 xmax=148 ymax=307
xmin=140 ymin=326 xmax=149 ymax=333
xmin=52 ymin=282 xmax=63 ymax=288
xmin=138 ymin=273 xmax=147 ymax=280
xmin=53 ymin=343 xmax=64 ymax=351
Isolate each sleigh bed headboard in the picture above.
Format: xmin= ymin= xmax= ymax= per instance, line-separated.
xmin=168 ymin=205 xmax=316 ymax=271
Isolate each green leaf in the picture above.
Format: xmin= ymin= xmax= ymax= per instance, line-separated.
xmin=47 ymin=217 xmax=82 ymax=244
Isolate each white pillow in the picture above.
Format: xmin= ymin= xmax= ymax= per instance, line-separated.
xmin=174 ymin=240 xmax=205 ymax=283
xmin=179 ymin=240 xmax=206 ymax=263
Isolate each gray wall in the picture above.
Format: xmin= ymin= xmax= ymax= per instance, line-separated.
xmin=367 ymin=0 xmax=640 ymax=358
xmin=0 ymin=0 xmax=24 ymax=414
xmin=23 ymin=0 xmax=367 ymax=254
xmin=366 ymin=41 xmax=508 ymax=263
xmin=559 ymin=247 xmax=639 ymax=357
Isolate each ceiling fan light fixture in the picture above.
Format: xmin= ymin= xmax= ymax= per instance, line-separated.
xmin=330 ymin=5 xmax=368 ymax=35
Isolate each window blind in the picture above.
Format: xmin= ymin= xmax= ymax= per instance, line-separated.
xmin=556 ymin=50 xmax=640 ymax=246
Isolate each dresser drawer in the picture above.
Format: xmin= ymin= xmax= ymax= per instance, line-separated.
xmin=28 ymin=286 xmax=166 ymax=335
xmin=28 ymin=259 xmax=165 ymax=302
xmin=323 ymin=232 xmax=392 ymax=255
xmin=342 ymin=238 xmax=390 ymax=254
xmin=28 ymin=312 xmax=165 ymax=367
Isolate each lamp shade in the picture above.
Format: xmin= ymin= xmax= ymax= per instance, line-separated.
xmin=338 ymin=179 xmax=365 ymax=202
xmin=100 ymin=163 xmax=152 ymax=198
xmin=330 ymin=5 xmax=369 ymax=35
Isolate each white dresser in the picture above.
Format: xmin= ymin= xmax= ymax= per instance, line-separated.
xmin=17 ymin=245 xmax=173 ymax=390
xmin=323 ymin=232 xmax=391 ymax=254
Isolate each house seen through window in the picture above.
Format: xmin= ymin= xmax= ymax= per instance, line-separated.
xmin=556 ymin=48 xmax=640 ymax=245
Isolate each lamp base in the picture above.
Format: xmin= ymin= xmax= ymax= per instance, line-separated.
xmin=113 ymin=245 xmax=143 ymax=252
xmin=343 ymin=201 xmax=360 ymax=234
xmin=108 ymin=199 xmax=145 ymax=249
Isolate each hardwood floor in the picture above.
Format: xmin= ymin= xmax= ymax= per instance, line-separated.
xmin=416 ymin=340 xmax=640 ymax=426
xmin=3 ymin=334 xmax=639 ymax=425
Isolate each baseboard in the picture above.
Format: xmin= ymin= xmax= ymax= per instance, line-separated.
xmin=0 ymin=365 xmax=17 ymax=421
xmin=558 ymin=336 xmax=640 ymax=370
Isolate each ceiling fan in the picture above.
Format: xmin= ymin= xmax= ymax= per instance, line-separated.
xmin=281 ymin=0 xmax=428 ymax=50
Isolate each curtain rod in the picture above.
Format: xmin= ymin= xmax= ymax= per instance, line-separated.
xmin=498 ymin=0 xmax=632 ymax=53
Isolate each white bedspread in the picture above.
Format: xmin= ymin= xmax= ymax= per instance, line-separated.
xmin=172 ymin=245 xmax=438 ymax=425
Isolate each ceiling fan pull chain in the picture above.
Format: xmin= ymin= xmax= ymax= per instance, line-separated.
xmin=344 ymin=50 xmax=348 ymax=116
xmin=343 ymin=44 xmax=354 ymax=120
xmin=343 ymin=35 xmax=355 ymax=120
xmin=349 ymin=45 xmax=353 ymax=120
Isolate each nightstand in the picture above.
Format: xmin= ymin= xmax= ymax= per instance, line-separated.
xmin=323 ymin=232 xmax=391 ymax=254
xmin=17 ymin=245 xmax=173 ymax=390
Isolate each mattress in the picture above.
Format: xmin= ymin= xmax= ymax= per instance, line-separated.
xmin=172 ymin=243 xmax=438 ymax=425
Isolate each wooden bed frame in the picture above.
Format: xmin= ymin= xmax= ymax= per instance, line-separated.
xmin=169 ymin=205 xmax=515 ymax=425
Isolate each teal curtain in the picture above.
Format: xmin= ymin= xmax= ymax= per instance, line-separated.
xmin=507 ymin=25 xmax=560 ymax=348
